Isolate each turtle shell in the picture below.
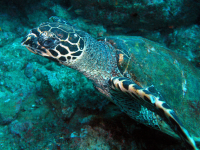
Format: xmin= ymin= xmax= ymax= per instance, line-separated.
xmin=106 ymin=36 xmax=200 ymax=138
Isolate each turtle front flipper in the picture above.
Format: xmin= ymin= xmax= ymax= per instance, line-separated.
xmin=108 ymin=77 xmax=198 ymax=150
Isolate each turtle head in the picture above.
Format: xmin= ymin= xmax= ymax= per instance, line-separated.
xmin=21 ymin=22 xmax=86 ymax=66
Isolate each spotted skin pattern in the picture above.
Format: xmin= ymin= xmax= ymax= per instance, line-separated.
xmin=109 ymin=77 xmax=198 ymax=150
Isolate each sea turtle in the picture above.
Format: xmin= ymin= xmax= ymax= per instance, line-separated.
xmin=21 ymin=16 xmax=200 ymax=149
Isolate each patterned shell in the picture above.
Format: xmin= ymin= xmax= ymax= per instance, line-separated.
xmin=106 ymin=36 xmax=200 ymax=139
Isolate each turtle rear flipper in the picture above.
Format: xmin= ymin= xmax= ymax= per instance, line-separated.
xmin=108 ymin=77 xmax=198 ymax=150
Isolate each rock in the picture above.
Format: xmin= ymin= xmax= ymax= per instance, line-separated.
xmin=24 ymin=63 xmax=34 ymax=78
xmin=0 ymin=98 xmax=22 ymax=125
xmin=168 ymin=25 xmax=200 ymax=67
xmin=9 ymin=120 xmax=33 ymax=138
xmin=70 ymin=0 xmax=200 ymax=34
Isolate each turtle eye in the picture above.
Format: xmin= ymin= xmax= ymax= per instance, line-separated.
xmin=43 ymin=38 xmax=54 ymax=47
xmin=42 ymin=38 xmax=60 ymax=48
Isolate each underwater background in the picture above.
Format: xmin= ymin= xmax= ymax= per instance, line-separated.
xmin=0 ymin=0 xmax=200 ymax=149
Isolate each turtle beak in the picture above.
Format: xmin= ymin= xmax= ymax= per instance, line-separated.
xmin=21 ymin=33 xmax=38 ymax=54
xmin=21 ymin=31 xmax=55 ymax=58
